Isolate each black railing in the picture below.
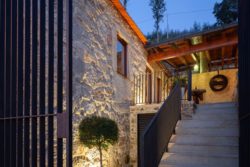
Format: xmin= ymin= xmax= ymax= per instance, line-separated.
xmin=140 ymin=84 xmax=181 ymax=167
xmin=134 ymin=71 xmax=174 ymax=105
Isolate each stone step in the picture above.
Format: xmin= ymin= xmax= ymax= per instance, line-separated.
xmin=170 ymin=135 xmax=238 ymax=146
xmin=176 ymin=127 xmax=239 ymax=137
xmin=197 ymin=102 xmax=237 ymax=109
xmin=168 ymin=143 xmax=238 ymax=158
xmin=177 ymin=120 xmax=238 ymax=128
xmin=192 ymin=112 xmax=238 ymax=121
xmin=196 ymin=107 xmax=237 ymax=114
xmin=159 ymin=153 xmax=238 ymax=167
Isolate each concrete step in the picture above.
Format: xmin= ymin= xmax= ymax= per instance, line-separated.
xmin=159 ymin=153 xmax=238 ymax=167
xmin=193 ymin=112 xmax=238 ymax=121
xmin=197 ymin=102 xmax=237 ymax=109
xmin=168 ymin=143 xmax=238 ymax=158
xmin=195 ymin=108 xmax=237 ymax=114
xmin=170 ymin=135 xmax=238 ymax=147
xmin=176 ymin=127 xmax=239 ymax=137
xmin=177 ymin=120 xmax=238 ymax=128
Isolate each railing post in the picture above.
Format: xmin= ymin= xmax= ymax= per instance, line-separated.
xmin=187 ymin=68 xmax=192 ymax=101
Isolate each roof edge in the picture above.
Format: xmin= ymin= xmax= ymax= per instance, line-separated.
xmin=146 ymin=22 xmax=238 ymax=49
xmin=110 ymin=0 xmax=147 ymax=44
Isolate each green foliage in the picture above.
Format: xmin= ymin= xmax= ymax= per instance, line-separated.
xmin=213 ymin=0 xmax=238 ymax=25
xmin=147 ymin=22 xmax=216 ymax=43
xmin=79 ymin=116 xmax=118 ymax=150
xmin=149 ymin=0 xmax=166 ymax=40
xmin=79 ymin=116 xmax=118 ymax=167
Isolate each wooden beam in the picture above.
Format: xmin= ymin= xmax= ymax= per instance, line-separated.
xmin=178 ymin=56 xmax=188 ymax=65
xmin=148 ymin=35 xmax=238 ymax=62
xmin=165 ymin=60 xmax=178 ymax=68
xmin=210 ymin=57 xmax=237 ymax=64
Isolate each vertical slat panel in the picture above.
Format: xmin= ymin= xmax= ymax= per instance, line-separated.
xmin=39 ymin=0 xmax=46 ymax=166
xmin=4 ymin=0 xmax=11 ymax=166
xmin=17 ymin=0 xmax=24 ymax=166
xmin=1 ymin=0 xmax=73 ymax=166
xmin=57 ymin=0 xmax=64 ymax=166
xmin=239 ymin=0 xmax=250 ymax=166
xmin=24 ymin=0 xmax=31 ymax=166
xmin=0 ymin=1 xmax=6 ymax=166
xmin=66 ymin=0 xmax=73 ymax=165
xmin=48 ymin=0 xmax=55 ymax=166
xmin=32 ymin=0 xmax=38 ymax=166
xmin=10 ymin=0 xmax=18 ymax=165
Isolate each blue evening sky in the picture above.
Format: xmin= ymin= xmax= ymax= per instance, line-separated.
xmin=126 ymin=0 xmax=222 ymax=35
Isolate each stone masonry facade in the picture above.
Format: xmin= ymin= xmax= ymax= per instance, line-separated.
xmin=72 ymin=0 xmax=148 ymax=166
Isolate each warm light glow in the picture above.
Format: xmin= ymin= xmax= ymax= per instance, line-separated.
xmin=194 ymin=64 xmax=199 ymax=72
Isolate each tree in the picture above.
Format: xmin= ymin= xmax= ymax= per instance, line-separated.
xmin=213 ymin=0 xmax=238 ymax=25
xmin=146 ymin=22 xmax=216 ymax=43
xmin=79 ymin=116 xmax=119 ymax=167
xmin=121 ymin=0 xmax=129 ymax=9
xmin=149 ymin=0 xmax=166 ymax=42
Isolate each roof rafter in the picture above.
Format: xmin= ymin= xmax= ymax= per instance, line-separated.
xmin=148 ymin=35 xmax=238 ymax=63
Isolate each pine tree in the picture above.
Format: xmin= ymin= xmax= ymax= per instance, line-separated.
xmin=213 ymin=0 xmax=238 ymax=25
xmin=121 ymin=0 xmax=129 ymax=9
xmin=149 ymin=0 xmax=166 ymax=42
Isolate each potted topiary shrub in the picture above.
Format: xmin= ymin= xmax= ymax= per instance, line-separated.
xmin=79 ymin=116 xmax=119 ymax=167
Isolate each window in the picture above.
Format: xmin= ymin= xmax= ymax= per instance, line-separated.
xmin=117 ymin=36 xmax=127 ymax=77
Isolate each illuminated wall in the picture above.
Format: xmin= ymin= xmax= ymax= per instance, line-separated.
xmin=192 ymin=69 xmax=238 ymax=104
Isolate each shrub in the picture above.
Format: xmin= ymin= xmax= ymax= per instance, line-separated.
xmin=79 ymin=116 xmax=119 ymax=167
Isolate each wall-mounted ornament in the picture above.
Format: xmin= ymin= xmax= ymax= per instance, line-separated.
xmin=209 ymin=72 xmax=228 ymax=91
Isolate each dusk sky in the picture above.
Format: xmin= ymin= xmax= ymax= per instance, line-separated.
xmin=126 ymin=0 xmax=222 ymax=35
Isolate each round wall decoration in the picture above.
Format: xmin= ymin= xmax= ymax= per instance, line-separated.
xmin=209 ymin=74 xmax=228 ymax=91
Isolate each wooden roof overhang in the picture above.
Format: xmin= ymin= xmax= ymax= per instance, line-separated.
xmin=147 ymin=23 xmax=238 ymax=71
xmin=110 ymin=0 xmax=147 ymax=44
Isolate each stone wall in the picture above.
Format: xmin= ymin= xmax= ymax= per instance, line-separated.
xmin=192 ymin=69 xmax=238 ymax=104
xmin=129 ymin=104 xmax=162 ymax=167
xmin=72 ymin=0 xmax=147 ymax=166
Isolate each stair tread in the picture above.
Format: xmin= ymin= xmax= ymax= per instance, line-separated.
xmin=170 ymin=134 xmax=238 ymax=146
xmin=176 ymin=127 xmax=239 ymax=137
xmin=160 ymin=153 xmax=238 ymax=167
xmin=159 ymin=103 xmax=239 ymax=167
xmin=168 ymin=143 xmax=238 ymax=158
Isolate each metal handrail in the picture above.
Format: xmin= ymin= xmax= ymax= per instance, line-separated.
xmin=140 ymin=84 xmax=181 ymax=167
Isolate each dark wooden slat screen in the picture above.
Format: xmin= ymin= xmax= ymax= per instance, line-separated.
xmin=10 ymin=0 xmax=18 ymax=166
xmin=0 ymin=0 xmax=73 ymax=166
xmin=40 ymin=0 xmax=46 ymax=166
xmin=0 ymin=0 xmax=6 ymax=165
xmin=239 ymin=0 xmax=250 ymax=166
xmin=31 ymin=0 xmax=38 ymax=165
xmin=137 ymin=114 xmax=155 ymax=167
xmin=17 ymin=0 xmax=24 ymax=166
xmin=57 ymin=0 xmax=64 ymax=166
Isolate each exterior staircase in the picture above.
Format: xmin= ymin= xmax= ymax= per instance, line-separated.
xmin=159 ymin=102 xmax=239 ymax=167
